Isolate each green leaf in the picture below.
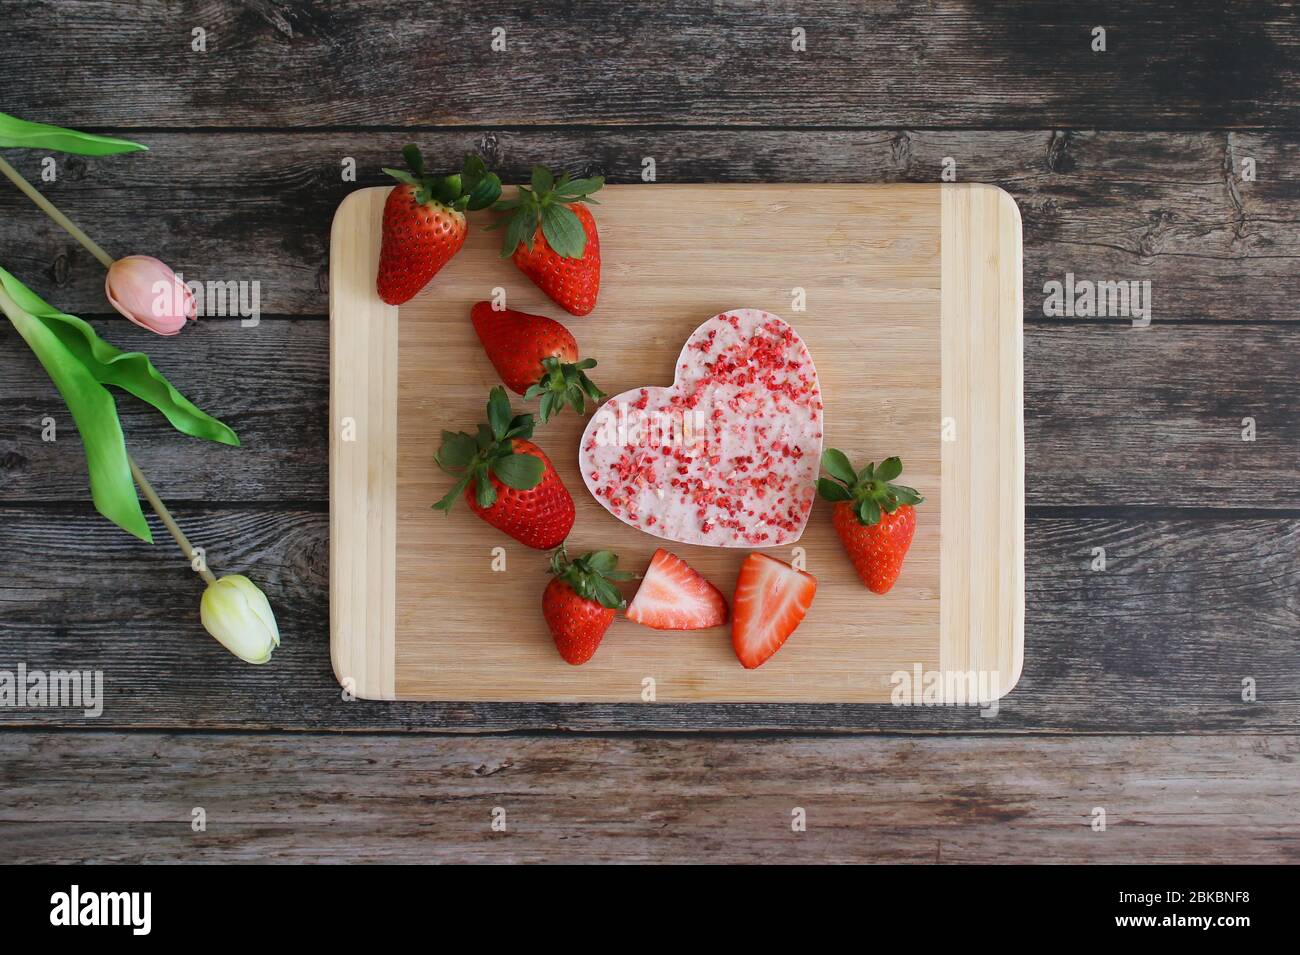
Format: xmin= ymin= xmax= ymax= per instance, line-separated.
xmin=875 ymin=456 xmax=902 ymax=482
xmin=436 ymin=430 xmax=478 ymax=470
xmin=475 ymin=470 xmax=498 ymax=509
xmin=501 ymin=206 xmax=534 ymax=257
xmin=889 ymin=484 xmax=924 ymax=506
xmin=0 ymin=273 xmax=149 ymax=540
xmin=491 ymin=451 xmax=544 ymax=490
xmin=0 ymin=110 xmax=146 ymax=156
xmin=540 ymin=203 xmax=587 ymax=259
xmin=538 ymin=390 xmax=558 ymax=423
xmin=433 ymin=471 xmax=473 ymax=512
xmin=555 ymin=176 xmax=604 ymax=199
xmin=505 ymin=412 xmax=533 ymax=439
xmin=0 ymin=271 xmax=238 ymax=448
xmin=486 ymin=386 xmax=512 ymax=439
xmin=857 ymin=497 xmax=881 ymax=526
xmin=584 ymin=550 xmax=619 ymax=575
xmin=590 ymin=576 xmax=625 ymax=610
xmin=821 ymin=448 xmax=856 ymax=485
xmin=464 ymin=172 xmax=501 ymax=211
xmin=382 ymin=167 xmax=419 ymax=187
xmin=462 ymin=154 xmax=486 ymax=182
xmin=816 ymin=477 xmax=853 ymax=502
xmin=401 ymin=144 xmax=424 ymax=177
xmin=579 ymin=375 xmax=605 ymax=402
xmin=530 ymin=165 xmax=554 ymax=195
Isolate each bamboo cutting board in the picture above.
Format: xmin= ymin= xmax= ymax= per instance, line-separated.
xmin=329 ymin=183 xmax=1023 ymax=704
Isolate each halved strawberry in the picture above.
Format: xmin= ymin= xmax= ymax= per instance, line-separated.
xmin=626 ymin=549 xmax=728 ymax=631
xmin=731 ymin=553 xmax=817 ymax=669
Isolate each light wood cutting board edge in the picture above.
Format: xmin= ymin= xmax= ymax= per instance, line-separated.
xmin=328 ymin=183 xmax=1023 ymax=705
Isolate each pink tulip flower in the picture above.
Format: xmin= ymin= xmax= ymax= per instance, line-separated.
xmin=105 ymin=255 xmax=194 ymax=336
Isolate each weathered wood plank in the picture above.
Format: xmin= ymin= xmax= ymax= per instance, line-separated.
xmin=1 ymin=732 xmax=1296 ymax=862
xmin=0 ymin=316 xmax=325 ymax=504
xmin=5 ymin=1 xmax=1299 ymax=130
xmin=0 ymin=130 xmax=1295 ymax=320
xmin=0 ymin=508 xmax=1295 ymax=731
xmin=2 ymin=318 xmax=1295 ymax=508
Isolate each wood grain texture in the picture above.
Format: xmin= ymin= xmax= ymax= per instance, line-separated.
xmin=4 ymin=1 xmax=1299 ymax=130
xmin=0 ymin=0 xmax=1296 ymax=861
xmin=940 ymin=184 xmax=1024 ymax=693
xmin=2 ymin=317 xmax=1294 ymax=509
xmin=0 ymin=508 xmax=1294 ymax=731
xmin=329 ymin=189 xmax=397 ymax=700
xmin=0 ymin=129 xmax=1295 ymax=322
xmin=0 ymin=315 xmax=325 ymax=504
xmin=1 ymin=731 xmax=1296 ymax=863
xmin=330 ymin=183 xmax=1021 ymax=703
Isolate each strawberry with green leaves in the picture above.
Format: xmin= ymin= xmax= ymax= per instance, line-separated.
xmin=817 ymin=450 xmax=924 ymax=595
xmin=469 ymin=301 xmax=604 ymax=422
xmin=494 ymin=166 xmax=603 ymax=316
xmin=542 ymin=547 xmax=636 ymax=665
xmin=376 ymin=145 xmax=501 ymax=305
xmin=434 ymin=386 xmax=574 ymax=550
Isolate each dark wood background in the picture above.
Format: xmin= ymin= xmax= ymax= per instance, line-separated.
xmin=1 ymin=1 xmax=1297 ymax=863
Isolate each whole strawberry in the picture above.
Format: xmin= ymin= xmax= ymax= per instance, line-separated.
xmin=493 ymin=166 xmax=602 ymax=316
xmin=470 ymin=301 xmax=604 ymax=421
xmin=376 ymin=146 xmax=501 ymax=305
xmin=817 ymin=450 xmax=924 ymax=595
xmin=434 ymin=386 xmax=574 ymax=549
xmin=542 ymin=547 xmax=635 ymax=665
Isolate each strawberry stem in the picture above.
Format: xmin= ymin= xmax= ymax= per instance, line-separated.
xmin=523 ymin=356 xmax=605 ymax=422
xmin=383 ymin=145 xmax=502 ymax=212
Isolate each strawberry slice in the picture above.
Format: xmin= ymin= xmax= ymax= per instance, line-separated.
xmin=626 ymin=549 xmax=728 ymax=630
xmin=731 ymin=553 xmax=817 ymax=669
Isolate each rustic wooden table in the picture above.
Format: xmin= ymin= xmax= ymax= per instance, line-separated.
xmin=1 ymin=1 xmax=1297 ymax=863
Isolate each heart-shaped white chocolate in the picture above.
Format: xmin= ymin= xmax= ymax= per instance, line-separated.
xmin=578 ymin=309 xmax=823 ymax=548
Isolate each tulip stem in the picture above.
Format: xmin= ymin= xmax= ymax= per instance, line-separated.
xmin=128 ymin=455 xmax=217 ymax=585
xmin=0 ymin=155 xmax=115 ymax=270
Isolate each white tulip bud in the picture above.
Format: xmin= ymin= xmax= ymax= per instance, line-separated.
xmin=200 ymin=574 xmax=280 ymax=664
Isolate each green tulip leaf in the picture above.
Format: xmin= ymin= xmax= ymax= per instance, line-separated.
xmin=0 ymin=275 xmax=149 ymax=540
xmin=0 ymin=267 xmax=242 ymax=541
xmin=0 ymin=110 xmax=147 ymax=155
xmin=0 ymin=268 xmax=238 ymax=447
